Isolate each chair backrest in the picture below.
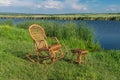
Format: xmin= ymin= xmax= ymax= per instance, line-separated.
xmin=29 ymin=24 xmax=48 ymax=50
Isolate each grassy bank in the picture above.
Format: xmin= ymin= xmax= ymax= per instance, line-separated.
xmin=0 ymin=24 xmax=120 ymax=80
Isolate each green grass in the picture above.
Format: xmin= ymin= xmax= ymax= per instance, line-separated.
xmin=0 ymin=25 xmax=120 ymax=80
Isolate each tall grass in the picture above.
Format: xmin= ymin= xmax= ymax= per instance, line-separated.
xmin=0 ymin=19 xmax=101 ymax=51
xmin=0 ymin=25 xmax=31 ymax=41
xmin=16 ymin=20 xmax=101 ymax=50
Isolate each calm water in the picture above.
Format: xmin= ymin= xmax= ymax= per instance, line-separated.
xmin=80 ymin=20 xmax=120 ymax=50
xmin=1 ymin=19 xmax=120 ymax=50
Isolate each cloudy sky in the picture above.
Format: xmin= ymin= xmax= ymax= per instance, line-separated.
xmin=0 ymin=0 xmax=120 ymax=14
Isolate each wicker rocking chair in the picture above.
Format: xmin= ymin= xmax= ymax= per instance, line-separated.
xmin=26 ymin=24 xmax=67 ymax=64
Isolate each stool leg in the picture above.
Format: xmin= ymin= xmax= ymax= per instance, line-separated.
xmin=77 ymin=54 xmax=81 ymax=64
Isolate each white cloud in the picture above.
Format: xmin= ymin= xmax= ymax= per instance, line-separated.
xmin=35 ymin=0 xmax=88 ymax=10
xmin=0 ymin=0 xmax=12 ymax=6
xmin=106 ymin=5 xmax=120 ymax=12
xmin=71 ymin=3 xmax=87 ymax=10
xmin=86 ymin=0 xmax=98 ymax=3
xmin=36 ymin=5 xmax=42 ymax=8
xmin=0 ymin=0 xmax=35 ymax=7
xmin=43 ymin=0 xmax=63 ymax=9
xmin=65 ymin=0 xmax=88 ymax=10
xmin=10 ymin=0 xmax=34 ymax=7
xmin=36 ymin=0 xmax=63 ymax=9
xmin=0 ymin=0 xmax=88 ymax=11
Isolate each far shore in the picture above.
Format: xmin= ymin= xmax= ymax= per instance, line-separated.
xmin=0 ymin=13 xmax=120 ymax=20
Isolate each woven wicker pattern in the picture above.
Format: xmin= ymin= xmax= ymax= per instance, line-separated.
xmin=29 ymin=24 xmax=46 ymax=41
xmin=29 ymin=24 xmax=48 ymax=50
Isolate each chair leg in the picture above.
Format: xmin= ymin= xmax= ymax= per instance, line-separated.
xmin=53 ymin=52 xmax=56 ymax=62
xmin=43 ymin=60 xmax=46 ymax=64
xmin=51 ymin=52 xmax=56 ymax=62
xmin=36 ymin=51 xmax=40 ymax=60
xmin=26 ymin=54 xmax=35 ymax=62
xmin=59 ymin=49 xmax=64 ymax=59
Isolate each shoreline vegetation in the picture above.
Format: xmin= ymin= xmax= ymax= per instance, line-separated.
xmin=0 ymin=20 xmax=101 ymax=51
xmin=0 ymin=13 xmax=120 ymax=20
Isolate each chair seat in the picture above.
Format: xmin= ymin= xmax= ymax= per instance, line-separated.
xmin=49 ymin=44 xmax=62 ymax=52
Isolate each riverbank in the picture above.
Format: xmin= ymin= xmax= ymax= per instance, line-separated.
xmin=0 ymin=13 xmax=120 ymax=20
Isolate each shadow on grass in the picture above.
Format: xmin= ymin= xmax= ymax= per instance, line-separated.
xmin=3 ymin=49 xmax=91 ymax=65
xmin=62 ymin=57 xmax=80 ymax=65
xmin=3 ymin=49 xmax=29 ymax=60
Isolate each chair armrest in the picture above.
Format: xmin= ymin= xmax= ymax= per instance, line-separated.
xmin=52 ymin=37 xmax=60 ymax=44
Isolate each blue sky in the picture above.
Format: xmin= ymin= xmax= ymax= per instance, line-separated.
xmin=0 ymin=0 xmax=120 ymax=14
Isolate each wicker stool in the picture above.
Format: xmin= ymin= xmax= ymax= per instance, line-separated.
xmin=71 ymin=48 xmax=88 ymax=64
